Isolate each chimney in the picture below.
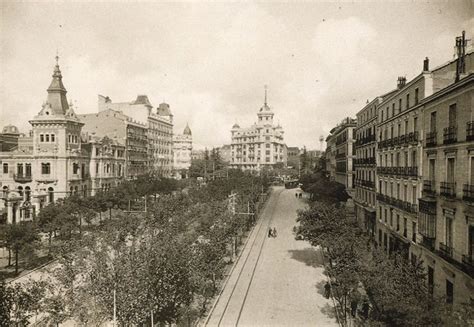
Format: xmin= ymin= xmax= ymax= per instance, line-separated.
xmin=423 ymin=57 xmax=429 ymax=72
xmin=397 ymin=76 xmax=406 ymax=89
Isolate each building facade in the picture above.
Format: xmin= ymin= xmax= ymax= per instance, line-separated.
xmin=79 ymin=109 xmax=148 ymax=179
xmin=354 ymin=98 xmax=384 ymax=237
xmin=173 ymin=124 xmax=193 ymax=179
xmin=287 ymin=146 xmax=300 ymax=169
xmin=230 ymin=90 xmax=287 ymax=171
xmin=97 ymin=95 xmax=174 ymax=177
xmin=330 ymin=117 xmax=356 ymax=192
xmin=419 ymin=73 xmax=474 ymax=304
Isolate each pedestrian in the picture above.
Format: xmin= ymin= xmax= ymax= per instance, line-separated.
xmin=268 ymin=227 xmax=273 ymax=238
xmin=299 ymin=193 xmax=302 ymax=199
xmin=272 ymin=227 xmax=277 ymax=238
xmin=324 ymin=281 xmax=331 ymax=299
xmin=295 ymin=193 xmax=298 ymax=198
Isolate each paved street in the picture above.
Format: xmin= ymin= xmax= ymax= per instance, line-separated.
xmin=205 ymin=187 xmax=338 ymax=327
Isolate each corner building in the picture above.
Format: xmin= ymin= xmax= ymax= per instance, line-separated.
xmin=230 ymin=90 xmax=286 ymax=171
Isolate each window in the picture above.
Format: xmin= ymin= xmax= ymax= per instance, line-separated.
xmin=399 ymin=98 xmax=402 ymax=111
xmin=406 ymin=93 xmax=410 ymax=109
xmin=18 ymin=186 xmax=23 ymax=196
xmin=392 ymin=103 xmax=395 ymax=116
xmin=429 ymin=159 xmax=436 ymax=183
xmin=430 ymin=112 xmax=437 ymax=132
xmin=445 ymin=216 xmax=453 ymax=248
xmin=45 ymin=134 xmax=50 ymax=142
xmin=73 ymin=163 xmax=79 ymax=174
xmin=446 ymin=280 xmax=454 ymax=304
xmin=412 ymin=186 xmax=417 ymax=204
xmin=411 ymin=150 xmax=416 ymax=167
xmin=396 ymin=215 xmax=400 ymax=231
xmin=40 ymin=134 xmax=44 ymax=142
xmin=68 ymin=135 xmax=71 ymax=143
xmin=414 ymin=117 xmax=418 ymax=132
xmin=415 ymin=88 xmax=419 ymax=105
xmin=96 ymin=148 xmax=99 ymax=156
xmin=2 ymin=163 xmax=8 ymax=174
xmin=51 ymin=134 xmax=55 ymax=142
xmin=403 ymin=218 xmax=407 ymax=237
xmin=448 ymin=104 xmax=457 ymax=127
xmin=17 ymin=163 xmax=23 ymax=175
xmin=447 ymin=158 xmax=455 ymax=184
xmin=25 ymin=163 xmax=31 ymax=176
xmin=25 ymin=186 xmax=31 ymax=201
xmin=96 ymin=163 xmax=99 ymax=174
xmin=41 ymin=163 xmax=51 ymax=174
xmin=412 ymin=221 xmax=417 ymax=243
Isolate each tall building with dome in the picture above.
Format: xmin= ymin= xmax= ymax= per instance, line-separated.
xmin=173 ymin=123 xmax=192 ymax=179
xmin=230 ymin=88 xmax=287 ymax=171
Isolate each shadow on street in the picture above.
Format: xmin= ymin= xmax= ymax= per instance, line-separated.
xmin=287 ymin=247 xmax=324 ymax=268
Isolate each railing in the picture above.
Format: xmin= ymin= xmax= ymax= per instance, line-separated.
xmin=426 ymin=131 xmax=437 ymax=147
xmin=423 ymin=180 xmax=436 ymax=196
xmin=335 ymin=153 xmax=347 ymax=159
xmin=439 ymin=242 xmax=453 ymax=259
xmin=443 ymin=126 xmax=457 ymax=144
xmin=467 ymin=121 xmax=474 ymax=141
xmin=13 ymin=174 xmax=32 ymax=183
xmin=419 ymin=198 xmax=437 ymax=215
xmin=376 ymin=193 xmax=418 ymax=214
xmin=463 ymin=184 xmax=474 ymax=202
xmin=420 ymin=237 xmax=435 ymax=251
xmin=354 ymin=157 xmax=376 ymax=165
xmin=440 ymin=182 xmax=456 ymax=198
xmin=378 ymin=132 xmax=419 ymax=150
xmin=376 ymin=166 xmax=418 ymax=177
xmin=355 ymin=134 xmax=376 ymax=147
xmin=462 ymin=255 xmax=474 ymax=270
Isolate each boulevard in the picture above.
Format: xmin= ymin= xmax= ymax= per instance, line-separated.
xmin=205 ymin=187 xmax=338 ymax=327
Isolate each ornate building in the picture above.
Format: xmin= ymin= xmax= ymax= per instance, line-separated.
xmin=173 ymin=124 xmax=192 ymax=179
xmin=1 ymin=57 xmax=89 ymax=223
xmin=230 ymin=88 xmax=287 ymax=171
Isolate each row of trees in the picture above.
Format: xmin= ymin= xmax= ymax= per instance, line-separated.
xmin=297 ymin=173 xmax=473 ymax=326
xmin=1 ymin=171 xmax=269 ymax=325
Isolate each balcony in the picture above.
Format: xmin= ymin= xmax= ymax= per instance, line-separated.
xmin=421 ymin=237 xmax=435 ymax=251
xmin=13 ymin=174 xmax=32 ymax=183
xmin=463 ymin=184 xmax=474 ymax=203
xmin=354 ymin=157 xmax=376 ymax=166
xmin=443 ymin=126 xmax=457 ymax=144
xmin=419 ymin=198 xmax=437 ymax=215
xmin=439 ymin=242 xmax=453 ymax=259
xmin=425 ymin=131 xmax=437 ymax=147
xmin=467 ymin=121 xmax=474 ymax=141
xmin=423 ymin=180 xmax=436 ymax=196
xmin=462 ymin=255 xmax=474 ymax=276
xmin=440 ymin=182 xmax=456 ymax=198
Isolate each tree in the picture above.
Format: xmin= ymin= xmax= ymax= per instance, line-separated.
xmin=5 ymin=222 xmax=39 ymax=274
xmin=36 ymin=202 xmax=62 ymax=253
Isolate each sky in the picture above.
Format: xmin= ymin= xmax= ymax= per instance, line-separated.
xmin=1 ymin=1 xmax=473 ymax=150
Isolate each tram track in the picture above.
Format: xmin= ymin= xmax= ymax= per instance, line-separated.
xmin=205 ymin=188 xmax=283 ymax=327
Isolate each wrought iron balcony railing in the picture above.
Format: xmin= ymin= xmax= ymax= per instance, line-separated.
xmin=425 ymin=131 xmax=437 ymax=147
xmin=467 ymin=121 xmax=474 ymax=141
xmin=463 ymin=184 xmax=474 ymax=202
xmin=423 ymin=180 xmax=436 ymax=196
xmin=439 ymin=242 xmax=454 ymax=259
xmin=443 ymin=126 xmax=457 ymax=144
xmin=440 ymin=182 xmax=456 ymax=198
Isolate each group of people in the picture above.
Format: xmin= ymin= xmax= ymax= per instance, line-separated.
xmin=295 ymin=192 xmax=303 ymax=199
xmin=268 ymin=227 xmax=277 ymax=238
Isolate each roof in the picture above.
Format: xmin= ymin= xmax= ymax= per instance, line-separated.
xmin=157 ymin=102 xmax=172 ymax=116
xmin=183 ymin=123 xmax=192 ymax=135
xmin=2 ymin=125 xmax=19 ymax=134
xmin=132 ymin=95 xmax=153 ymax=108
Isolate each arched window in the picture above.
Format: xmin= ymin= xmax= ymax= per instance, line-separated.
xmin=2 ymin=186 xmax=8 ymax=198
xmin=48 ymin=187 xmax=54 ymax=203
xmin=18 ymin=186 xmax=23 ymax=197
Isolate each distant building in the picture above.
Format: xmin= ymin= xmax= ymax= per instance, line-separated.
xmin=287 ymin=146 xmax=300 ymax=169
xmin=191 ymin=149 xmax=205 ymax=161
xmin=78 ymin=109 xmax=148 ymax=179
xmin=97 ymin=95 xmax=174 ymax=177
xmin=173 ymin=124 xmax=192 ymax=179
xmin=230 ymin=88 xmax=287 ymax=171
xmin=0 ymin=125 xmax=21 ymax=152
xmin=325 ymin=135 xmax=336 ymax=181
xmin=326 ymin=117 xmax=357 ymax=193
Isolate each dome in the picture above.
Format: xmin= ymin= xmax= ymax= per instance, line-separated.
xmin=157 ymin=102 xmax=172 ymax=116
xmin=183 ymin=124 xmax=192 ymax=135
xmin=2 ymin=125 xmax=19 ymax=134
xmin=232 ymin=123 xmax=240 ymax=129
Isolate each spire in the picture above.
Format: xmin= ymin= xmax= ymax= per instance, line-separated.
xmin=183 ymin=122 xmax=192 ymax=135
xmin=46 ymin=54 xmax=69 ymax=115
xmin=264 ymin=85 xmax=268 ymax=106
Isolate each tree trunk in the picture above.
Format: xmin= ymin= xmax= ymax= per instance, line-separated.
xmin=109 ymin=208 xmax=112 ymax=220
xmin=8 ymin=248 xmax=11 ymax=266
xmin=15 ymin=249 xmax=19 ymax=274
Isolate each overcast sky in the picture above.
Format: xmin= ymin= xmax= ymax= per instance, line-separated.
xmin=1 ymin=1 xmax=472 ymax=149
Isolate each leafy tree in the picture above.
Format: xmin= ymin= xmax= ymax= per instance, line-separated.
xmin=5 ymin=222 xmax=39 ymax=274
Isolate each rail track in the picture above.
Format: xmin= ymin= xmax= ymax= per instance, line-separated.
xmin=204 ymin=188 xmax=283 ymax=327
